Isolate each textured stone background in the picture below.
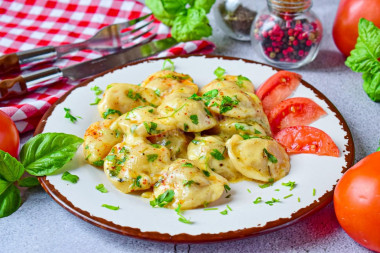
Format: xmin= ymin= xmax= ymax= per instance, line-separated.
xmin=2 ymin=0 xmax=379 ymax=252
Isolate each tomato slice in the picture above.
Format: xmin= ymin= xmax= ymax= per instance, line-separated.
xmin=256 ymin=71 xmax=301 ymax=113
xmin=268 ymin=97 xmax=327 ymax=134
xmin=0 ymin=110 xmax=20 ymax=158
xmin=274 ymin=126 xmax=339 ymax=157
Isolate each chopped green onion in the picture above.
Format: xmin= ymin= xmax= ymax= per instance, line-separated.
xmin=220 ymin=209 xmax=228 ymax=215
xmin=204 ymin=208 xmax=218 ymax=211
xmin=61 ymin=171 xmax=79 ymax=183
xmin=102 ymin=204 xmax=119 ymax=210
xmin=284 ymin=194 xmax=293 ymax=199
xmin=282 ymin=181 xmax=296 ymax=191
xmin=253 ymin=197 xmax=262 ymax=204
xmin=263 ymin=148 xmax=278 ymax=163
xmin=147 ymin=154 xmax=158 ymax=162
xmin=96 ymin=183 xmax=108 ymax=193
xmin=162 ymin=59 xmax=175 ymax=71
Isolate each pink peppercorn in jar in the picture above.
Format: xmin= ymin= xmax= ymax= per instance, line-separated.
xmin=251 ymin=0 xmax=322 ymax=69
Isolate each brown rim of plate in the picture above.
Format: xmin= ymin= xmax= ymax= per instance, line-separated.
xmin=35 ymin=54 xmax=355 ymax=244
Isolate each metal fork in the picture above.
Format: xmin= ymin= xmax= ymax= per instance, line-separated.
xmin=0 ymin=13 xmax=153 ymax=75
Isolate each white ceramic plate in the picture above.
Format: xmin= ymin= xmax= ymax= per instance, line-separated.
xmin=37 ymin=55 xmax=354 ymax=243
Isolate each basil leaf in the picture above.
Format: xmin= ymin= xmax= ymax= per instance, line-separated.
xmin=160 ymin=0 xmax=187 ymax=14
xmin=171 ymin=8 xmax=212 ymax=42
xmin=0 ymin=184 xmax=21 ymax=218
xmin=18 ymin=176 xmax=40 ymax=187
xmin=0 ymin=150 xmax=24 ymax=182
xmin=19 ymin=133 xmax=84 ymax=176
xmin=145 ymin=0 xmax=176 ymax=26
xmin=194 ymin=0 xmax=215 ymax=13
xmin=0 ymin=178 xmax=11 ymax=196
xmin=345 ymin=18 xmax=380 ymax=101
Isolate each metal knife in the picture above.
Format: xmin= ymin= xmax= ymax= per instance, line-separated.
xmin=0 ymin=37 xmax=178 ymax=101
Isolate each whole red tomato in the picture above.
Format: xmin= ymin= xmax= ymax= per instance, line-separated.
xmin=334 ymin=151 xmax=380 ymax=252
xmin=0 ymin=110 xmax=19 ymax=158
xmin=332 ymin=0 xmax=380 ymax=57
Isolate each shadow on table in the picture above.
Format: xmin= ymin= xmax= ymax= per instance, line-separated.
xmin=301 ymin=49 xmax=346 ymax=72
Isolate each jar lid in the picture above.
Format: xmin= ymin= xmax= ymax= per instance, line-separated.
xmin=268 ymin=0 xmax=312 ymax=13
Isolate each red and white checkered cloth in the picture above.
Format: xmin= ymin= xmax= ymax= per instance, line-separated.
xmin=0 ymin=0 xmax=215 ymax=134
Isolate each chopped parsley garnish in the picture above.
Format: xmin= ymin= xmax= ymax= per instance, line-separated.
xmin=247 ymin=188 xmax=251 ymax=193
xmin=183 ymin=123 xmax=189 ymax=132
xmin=236 ymin=75 xmax=250 ymax=88
xmin=150 ymin=189 xmax=175 ymax=207
xmin=284 ymin=194 xmax=293 ymax=199
xmin=313 ymin=188 xmax=316 ymax=196
xmin=143 ymin=121 xmax=160 ymax=135
xmin=263 ymin=148 xmax=278 ymax=163
xmin=210 ymin=149 xmax=224 ymax=160
xmin=106 ymin=155 xmax=116 ymax=161
xmin=214 ymin=66 xmax=226 ymax=80
xmin=164 ymin=140 xmax=172 ymax=146
xmin=204 ymin=208 xmax=218 ymax=211
xmin=175 ymin=204 xmax=193 ymax=224
xmin=226 ymin=205 xmax=232 ymax=211
xmin=108 ymin=166 xmax=122 ymax=177
xmin=132 ymin=175 xmax=142 ymax=188
xmin=204 ymin=107 xmax=212 ymax=116
xmin=234 ymin=123 xmax=246 ymax=131
xmin=253 ymin=197 xmax=262 ymax=204
xmin=254 ymin=129 xmax=262 ymax=134
xmin=182 ymin=162 xmax=194 ymax=167
xmin=90 ymin=97 xmax=101 ymax=105
xmin=202 ymin=89 xmax=219 ymax=106
xmin=188 ymin=93 xmax=202 ymax=101
xmin=154 ymin=89 xmax=161 ymax=97
xmin=102 ymin=108 xmax=121 ymax=119
xmin=202 ymin=170 xmax=210 ymax=177
xmin=265 ymin=198 xmax=280 ymax=206
xmin=183 ymin=180 xmax=198 ymax=187
xmin=61 ymin=171 xmax=79 ymax=183
xmin=64 ymin=108 xmax=81 ymax=123
xmin=219 ymin=95 xmax=240 ymax=114
xmin=92 ymin=160 xmax=104 ymax=167
xmin=224 ymin=184 xmax=231 ymax=193
xmin=298 ymin=197 xmax=301 ymax=202
xmin=101 ymin=204 xmax=119 ymax=210
xmin=162 ymin=59 xmax=175 ymax=71
xmin=127 ymin=90 xmax=145 ymax=102
xmin=91 ymin=85 xmax=103 ymax=95
xmin=148 ymin=109 xmax=154 ymax=113
xmin=220 ymin=209 xmax=228 ymax=215
xmin=240 ymin=134 xmax=254 ymax=140
xmin=282 ymin=181 xmax=296 ymax=191
xmin=147 ymin=154 xmax=158 ymax=162
xmin=259 ymin=178 xmax=274 ymax=188
xmin=191 ymin=139 xmax=200 ymax=145
xmin=96 ymin=183 xmax=108 ymax=193
xmin=190 ymin=115 xmax=199 ymax=125
xmin=151 ymin=144 xmax=161 ymax=148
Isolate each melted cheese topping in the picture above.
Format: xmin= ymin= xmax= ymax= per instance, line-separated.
xmin=83 ymin=70 xmax=291 ymax=210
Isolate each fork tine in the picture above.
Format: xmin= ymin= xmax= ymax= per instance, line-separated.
xmin=121 ymin=26 xmax=155 ymax=45
xmin=116 ymin=13 xmax=152 ymax=31
xmin=120 ymin=20 xmax=154 ymax=37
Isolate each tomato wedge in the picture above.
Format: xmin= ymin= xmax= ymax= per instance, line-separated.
xmin=268 ymin=97 xmax=327 ymax=134
xmin=274 ymin=126 xmax=339 ymax=157
xmin=256 ymin=71 xmax=301 ymax=113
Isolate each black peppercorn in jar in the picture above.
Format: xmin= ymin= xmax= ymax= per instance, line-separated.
xmin=213 ymin=0 xmax=257 ymax=41
xmin=251 ymin=0 xmax=322 ymax=69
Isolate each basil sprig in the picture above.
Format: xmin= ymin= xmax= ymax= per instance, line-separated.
xmin=0 ymin=133 xmax=83 ymax=218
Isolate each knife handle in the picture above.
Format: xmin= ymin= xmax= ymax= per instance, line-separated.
xmin=0 ymin=46 xmax=57 ymax=75
xmin=0 ymin=67 xmax=63 ymax=101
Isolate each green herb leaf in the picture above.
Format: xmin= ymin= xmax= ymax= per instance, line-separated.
xmin=282 ymin=181 xmax=296 ymax=191
xmin=91 ymin=85 xmax=103 ymax=96
xmin=220 ymin=209 xmax=228 ymax=215
xmin=90 ymin=97 xmax=101 ymax=105
xmin=150 ymin=189 xmax=175 ymax=207
xmin=190 ymin=115 xmax=199 ymax=125
xmin=194 ymin=0 xmax=216 ymax=13
xmin=102 ymin=108 xmax=122 ymax=119
xmin=182 ymin=162 xmax=194 ymax=168
xmin=151 ymin=144 xmax=161 ymax=148
xmin=210 ymin=149 xmax=224 ymax=160
xmin=253 ymin=197 xmax=262 ymax=204
xmin=175 ymin=203 xmax=193 ymax=224
xmin=219 ymin=96 xmax=239 ymax=114
xmin=224 ymin=184 xmax=231 ymax=193
xmin=202 ymin=170 xmax=210 ymax=177
xmin=0 ymin=150 xmax=24 ymax=182
xmin=102 ymin=204 xmax=119 ymax=210
xmin=145 ymin=0 xmax=177 ymax=26
xmin=144 ymin=121 xmax=160 ymax=135
xmin=64 ymin=108 xmax=81 ymax=123
xmin=147 ymin=154 xmax=158 ymax=162
xmin=162 ymin=58 xmax=175 ymax=71
xmin=265 ymin=198 xmax=280 ymax=206
xmin=191 ymin=139 xmax=200 ymax=145
xmin=204 ymin=107 xmax=212 ymax=116
xmin=18 ymin=176 xmax=40 ymax=187
xmin=171 ymin=8 xmax=212 ymax=42
xmin=154 ymin=89 xmax=161 ymax=97
xmin=183 ymin=123 xmax=189 ymax=132
xmin=234 ymin=123 xmax=246 ymax=131
xmin=214 ymin=66 xmax=226 ymax=80
xmin=0 ymin=183 xmax=21 ymax=218
xmin=61 ymin=171 xmax=79 ymax=184
xmin=259 ymin=178 xmax=274 ymax=188
xmin=20 ymin=133 xmax=83 ymax=176
xmin=188 ymin=93 xmax=202 ymax=101
xmin=132 ymin=175 xmax=142 ymax=188
xmin=96 ymin=183 xmax=108 ymax=193
xmin=345 ymin=18 xmax=380 ymax=101
xmin=263 ymin=148 xmax=278 ymax=163
xmin=92 ymin=160 xmax=104 ymax=167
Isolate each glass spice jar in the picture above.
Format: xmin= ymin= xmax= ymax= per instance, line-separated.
xmin=213 ymin=0 xmax=258 ymax=41
xmin=251 ymin=0 xmax=322 ymax=69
